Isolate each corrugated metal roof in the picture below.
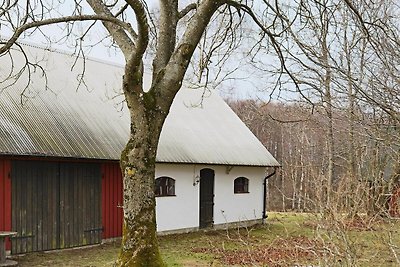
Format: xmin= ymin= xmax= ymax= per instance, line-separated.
xmin=0 ymin=43 xmax=279 ymax=166
xmin=157 ymin=89 xmax=279 ymax=166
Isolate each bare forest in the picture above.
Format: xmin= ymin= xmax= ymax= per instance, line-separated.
xmin=225 ymin=0 xmax=400 ymax=220
xmin=229 ymin=99 xmax=398 ymax=215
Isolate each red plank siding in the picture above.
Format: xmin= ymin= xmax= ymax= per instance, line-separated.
xmin=0 ymin=159 xmax=12 ymax=250
xmin=101 ymin=162 xmax=123 ymax=239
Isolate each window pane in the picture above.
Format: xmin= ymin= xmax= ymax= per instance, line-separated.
xmin=234 ymin=177 xmax=249 ymax=193
xmin=155 ymin=177 xmax=175 ymax=196
xmin=244 ymin=178 xmax=248 ymax=192
xmin=168 ymin=181 xmax=174 ymax=195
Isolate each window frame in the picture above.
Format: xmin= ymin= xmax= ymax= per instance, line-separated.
xmin=234 ymin=177 xmax=249 ymax=194
xmin=155 ymin=176 xmax=176 ymax=197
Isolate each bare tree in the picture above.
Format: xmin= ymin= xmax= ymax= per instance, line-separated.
xmin=0 ymin=1 xmax=284 ymax=265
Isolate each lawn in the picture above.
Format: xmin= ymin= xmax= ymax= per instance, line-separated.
xmin=11 ymin=212 xmax=400 ymax=266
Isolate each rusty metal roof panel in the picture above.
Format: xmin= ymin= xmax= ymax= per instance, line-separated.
xmin=0 ymin=43 xmax=279 ymax=166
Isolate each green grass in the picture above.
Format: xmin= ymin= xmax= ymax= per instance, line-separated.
xmin=12 ymin=212 xmax=400 ymax=266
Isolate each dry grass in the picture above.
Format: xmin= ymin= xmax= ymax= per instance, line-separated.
xmin=10 ymin=212 xmax=400 ymax=266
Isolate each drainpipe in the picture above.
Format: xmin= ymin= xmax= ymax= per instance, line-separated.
xmin=262 ymin=167 xmax=277 ymax=223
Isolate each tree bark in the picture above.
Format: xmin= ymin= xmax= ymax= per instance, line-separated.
xmin=116 ymin=87 xmax=166 ymax=266
xmin=117 ymin=132 xmax=165 ymax=265
xmin=320 ymin=3 xmax=334 ymax=207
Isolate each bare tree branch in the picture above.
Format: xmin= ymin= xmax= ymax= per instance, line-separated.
xmin=115 ymin=3 xmax=129 ymax=17
xmin=0 ymin=0 xmax=18 ymax=17
xmin=153 ymin=0 xmax=179 ymax=78
xmin=155 ymin=0 xmax=223 ymax=110
xmin=0 ymin=14 xmax=130 ymax=55
xmin=124 ymin=0 xmax=149 ymax=70
xmin=179 ymin=3 xmax=197 ymax=19
xmin=86 ymin=0 xmax=135 ymax=58
xmin=224 ymin=0 xmax=315 ymax=108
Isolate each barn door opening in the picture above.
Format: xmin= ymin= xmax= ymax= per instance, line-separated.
xmin=11 ymin=161 xmax=59 ymax=253
xmin=59 ymin=163 xmax=102 ymax=248
xmin=199 ymin=168 xmax=214 ymax=228
xmin=11 ymin=161 xmax=101 ymax=254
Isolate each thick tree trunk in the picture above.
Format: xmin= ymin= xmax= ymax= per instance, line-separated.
xmin=117 ymin=143 xmax=164 ymax=266
xmin=116 ymin=94 xmax=166 ymax=266
xmin=117 ymin=144 xmax=164 ymax=266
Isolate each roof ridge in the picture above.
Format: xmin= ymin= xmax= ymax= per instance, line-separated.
xmin=0 ymin=36 xmax=124 ymax=69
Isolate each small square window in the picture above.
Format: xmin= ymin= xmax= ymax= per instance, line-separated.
xmin=155 ymin=177 xmax=175 ymax=197
xmin=234 ymin=177 xmax=249 ymax=193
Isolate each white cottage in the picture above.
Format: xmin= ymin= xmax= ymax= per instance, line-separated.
xmin=155 ymin=88 xmax=279 ymax=233
xmin=0 ymin=43 xmax=279 ymax=254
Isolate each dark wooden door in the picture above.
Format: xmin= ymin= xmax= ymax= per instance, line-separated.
xmin=59 ymin=163 xmax=102 ymax=248
xmin=11 ymin=161 xmax=59 ymax=253
xmin=11 ymin=161 xmax=101 ymax=254
xmin=199 ymin=168 xmax=214 ymax=228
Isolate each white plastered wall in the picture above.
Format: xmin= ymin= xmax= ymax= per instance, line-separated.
xmin=155 ymin=164 xmax=199 ymax=232
xmin=212 ymin=165 xmax=265 ymax=225
xmin=155 ymin=163 xmax=266 ymax=232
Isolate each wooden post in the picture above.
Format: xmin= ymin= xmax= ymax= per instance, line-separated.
xmin=0 ymin=232 xmax=17 ymax=266
xmin=0 ymin=236 xmax=5 ymax=263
